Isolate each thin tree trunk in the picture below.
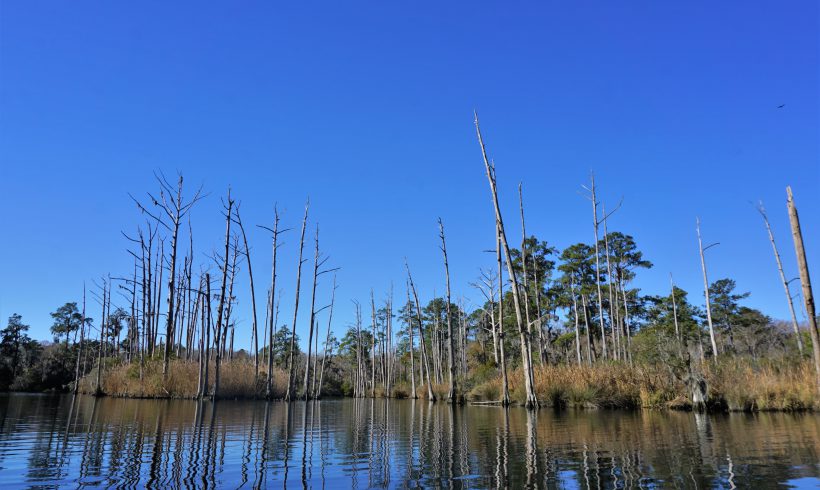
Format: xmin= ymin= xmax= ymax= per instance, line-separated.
xmin=317 ymin=274 xmax=337 ymax=399
xmin=265 ymin=208 xmax=281 ymax=399
xmin=285 ymin=201 xmax=309 ymax=401
xmin=588 ymin=174 xmax=608 ymax=360
xmin=73 ymin=284 xmax=87 ymax=394
xmin=406 ymin=283 xmax=417 ymax=399
xmin=475 ymin=113 xmax=537 ymax=408
xmin=786 ymin=186 xmax=820 ymax=393
xmin=496 ymin=223 xmax=510 ymax=406
xmin=213 ymin=190 xmax=234 ymax=400
xmin=570 ymin=277 xmax=583 ymax=365
xmin=758 ymin=202 xmax=804 ymax=355
xmin=302 ymin=224 xmax=321 ymax=399
xmin=696 ymin=217 xmax=718 ymax=357
xmin=234 ymin=206 xmax=261 ymax=380
xmin=406 ymin=262 xmax=436 ymax=401
xmin=439 ymin=219 xmax=458 ymax=403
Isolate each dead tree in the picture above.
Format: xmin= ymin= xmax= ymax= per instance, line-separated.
xmin=475 ymin=112 xmax=537 ymax=408
xmin=285 ymin=201 xmax=309 ymax=401
xmin=405 ymin=282 xmax=418 ymax=399
xmin=73 ymin=284 xmax=87 ymax=394
xmin=696 ymin=217 xmax=719 ymax=357
xmin=406 ymin=260 xmax=436 ymax=401
xmin=233 ymin=204 xmax=262 ymax=378
xmin=786 ymin=186 xmax=820 ymax=392
xmin=130 ymin=172 xmax=203 ymax=377
xmin=370 ymin=290 xmax=377 ymax=397
xmin=758 ymin=201 xmax=803 ymax=355
xmin=260 ymin=207 xmax=284 ymax=398
xmin=439 ymin=218 xmax=458 ymax=402
xmin=316 ymin=273 xmax=337 ymax=399
xmin=212 ymin=189 xmax=234 ymax=399
xmin=570 ymin=277 xmax=583 ymax=365
xmin=582 ymin=174 xmax=609 ymax=360
xmin=302 ymin=224 xmax=336 ymax=399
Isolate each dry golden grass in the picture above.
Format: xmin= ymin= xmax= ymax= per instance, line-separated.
xmin=467 ymin=359 xmax=818 ymax=411
xmin=79 ymin=359 xmax=289 ymax=399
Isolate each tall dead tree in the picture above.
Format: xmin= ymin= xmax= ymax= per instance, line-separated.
xmin=406 ymin=261 xmax=435 ymax=401
xmin=495 ymin=223 xmax=510 ymax=404
xmin=285 ymin=201 xmax=309 ymax=401
xmin=405 ymin=282 xmax=418 ymax=399
xmin=517 ymin=184 xmax=539 ymax=369
xmin=260 ymin=207 xmax=284 ymax=398
xmin=696 ymin=217 xmax=719 ymax=357
xmin=212 ymin=189 xmax=234 ymax=399
xmin=583 ymin=174 xmax=608 ymax=360
xmin=475 ymin=112 xmax=538 ymax=408
xmin=786 ymin=187 xmax=820 ymax=393
xmin=73 ymin=284 xmax=87 ymax=394
xmin=233 ymin=204 xmax=262 ymax=377
xmin=439 ymin=218 xmax=458 ymax=403
xmin=303 ymin=224 xmax=335 ymax=399
xmin=130 ymin=173 xmax=203 ymax=377
xmin=758 ymin=201 xmax=803 ymax=355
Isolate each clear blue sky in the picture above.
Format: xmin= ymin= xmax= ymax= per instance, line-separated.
xmin=1 ymin=2 xmax=818 ymax=348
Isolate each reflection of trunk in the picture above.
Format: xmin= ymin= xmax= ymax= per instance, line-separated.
xmin=787 ymin=187 xmax=820 ymax=393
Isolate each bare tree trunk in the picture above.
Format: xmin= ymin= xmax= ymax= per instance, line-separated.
xmin=73 ymin=284 xmax=87 ymax=394
xmin=439 ymin=219 xmax=458 ymax=403
xmin=285 ymin=201 xmax=309 ymax=401
xmin=758 ymin=201 xmax=804 ymax=355
xmin=587 ymin=174 xmax=608 ymax=360
xmin=95 ymin=279 xmax=107 ymax=396
xmin=406 ymin=283 xmax=417 ymax=399
xmin=406 ymin=261 xmax=436 ymax=401
xmin=234 ymin=205 xmax=261 ymax=380
xmin=570 ymin=277 xmax=583 ymax=365
xmin=213 ymin=190 xmax=234 ymax=400
xmin=786 ymin=186 xmax=820 ymax=393
xmin=696 ymin=217 xmax=719 ymax=357
xmin=496 ymin=224 xmax=510 ymax=405
xmin=475 ymin=113 xmax=537 ymax=408
xmin=264 ymin=208 xmax=281 ymax=399
xmin=518 ymin=184 xmax=537 ymax=365
xmin=303 ymin=224 xmax=321 ymax=399
xmin=317 ymin=274 xmax=337 ymax=399
xmin=370 ymin=290 xmax=377 ymax=398
xmin=602 ymin=206 xmax=619 ymax=361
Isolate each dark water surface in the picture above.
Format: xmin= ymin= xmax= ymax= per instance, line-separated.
xmin=1 ymin=394 xmax=818 ymax=488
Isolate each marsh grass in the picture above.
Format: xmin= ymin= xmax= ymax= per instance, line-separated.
xmin=79 ymin=359 xmax=289 ymax=399
xmin=467 ymin=359 xmax=818 ymax=412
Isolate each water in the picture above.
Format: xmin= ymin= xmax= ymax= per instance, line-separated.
xmin=0 ymin=394 xmax=818 ymax=488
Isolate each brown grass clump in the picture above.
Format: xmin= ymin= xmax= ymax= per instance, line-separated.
xmin=705 ymin=359 xmax=816 ymax=411
xmin=79 ymin=359 xmax=289 ymax=399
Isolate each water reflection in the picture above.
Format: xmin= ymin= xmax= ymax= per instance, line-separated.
xmin=0 ymin=394 xmax=818 ymax=488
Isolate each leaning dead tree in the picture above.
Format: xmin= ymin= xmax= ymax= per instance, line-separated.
xmin=475 ymin=112 xmax=538 ymax=409
xmin=696 ymin=217 xmax=719 ymax=357
xmin=285 ymin=200 xmax=309 ymax=401
xmin=302 ymin=224 xmax=337 ymax=400
xmin=406 ymin=260 xmax=435 ymax=401
xmin=233 ymin=204 xmax=261 ymax=378
xmin=130 ymin=172 xmax=203 ymax=377
xmin=439 ymin=218 xmax=458 ymax=403
xmin=786 ymin=187 xmax=820 ymax=393
xmin=757 ymin=201 xmax=803 ymax=355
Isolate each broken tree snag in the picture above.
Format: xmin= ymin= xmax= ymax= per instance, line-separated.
xmin=696 ymin=217 xmax=719 ymax=357
xmin=285 ymin=200 xmax=309 ymax=401
xmin=758 ymin=201 xmax=804 ymax=355
xmin=786 ymin=187 xmax=820 ymax=393
xmin=261 ymin=206 xmax=282 ymax=399
xmin=438 ymin=218 xmax=458 ymax=403
xmin=474 ymin=112 xmax=538 ymax=409
xmin=212 ymin=189 xmax=234 ymax=400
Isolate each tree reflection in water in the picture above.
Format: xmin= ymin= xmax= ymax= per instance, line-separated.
xmin=0 ymin=394 xmax=818 ymax=488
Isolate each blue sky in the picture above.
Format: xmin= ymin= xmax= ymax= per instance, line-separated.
xmin=1 ymin=2 xmax=818 ymax=347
